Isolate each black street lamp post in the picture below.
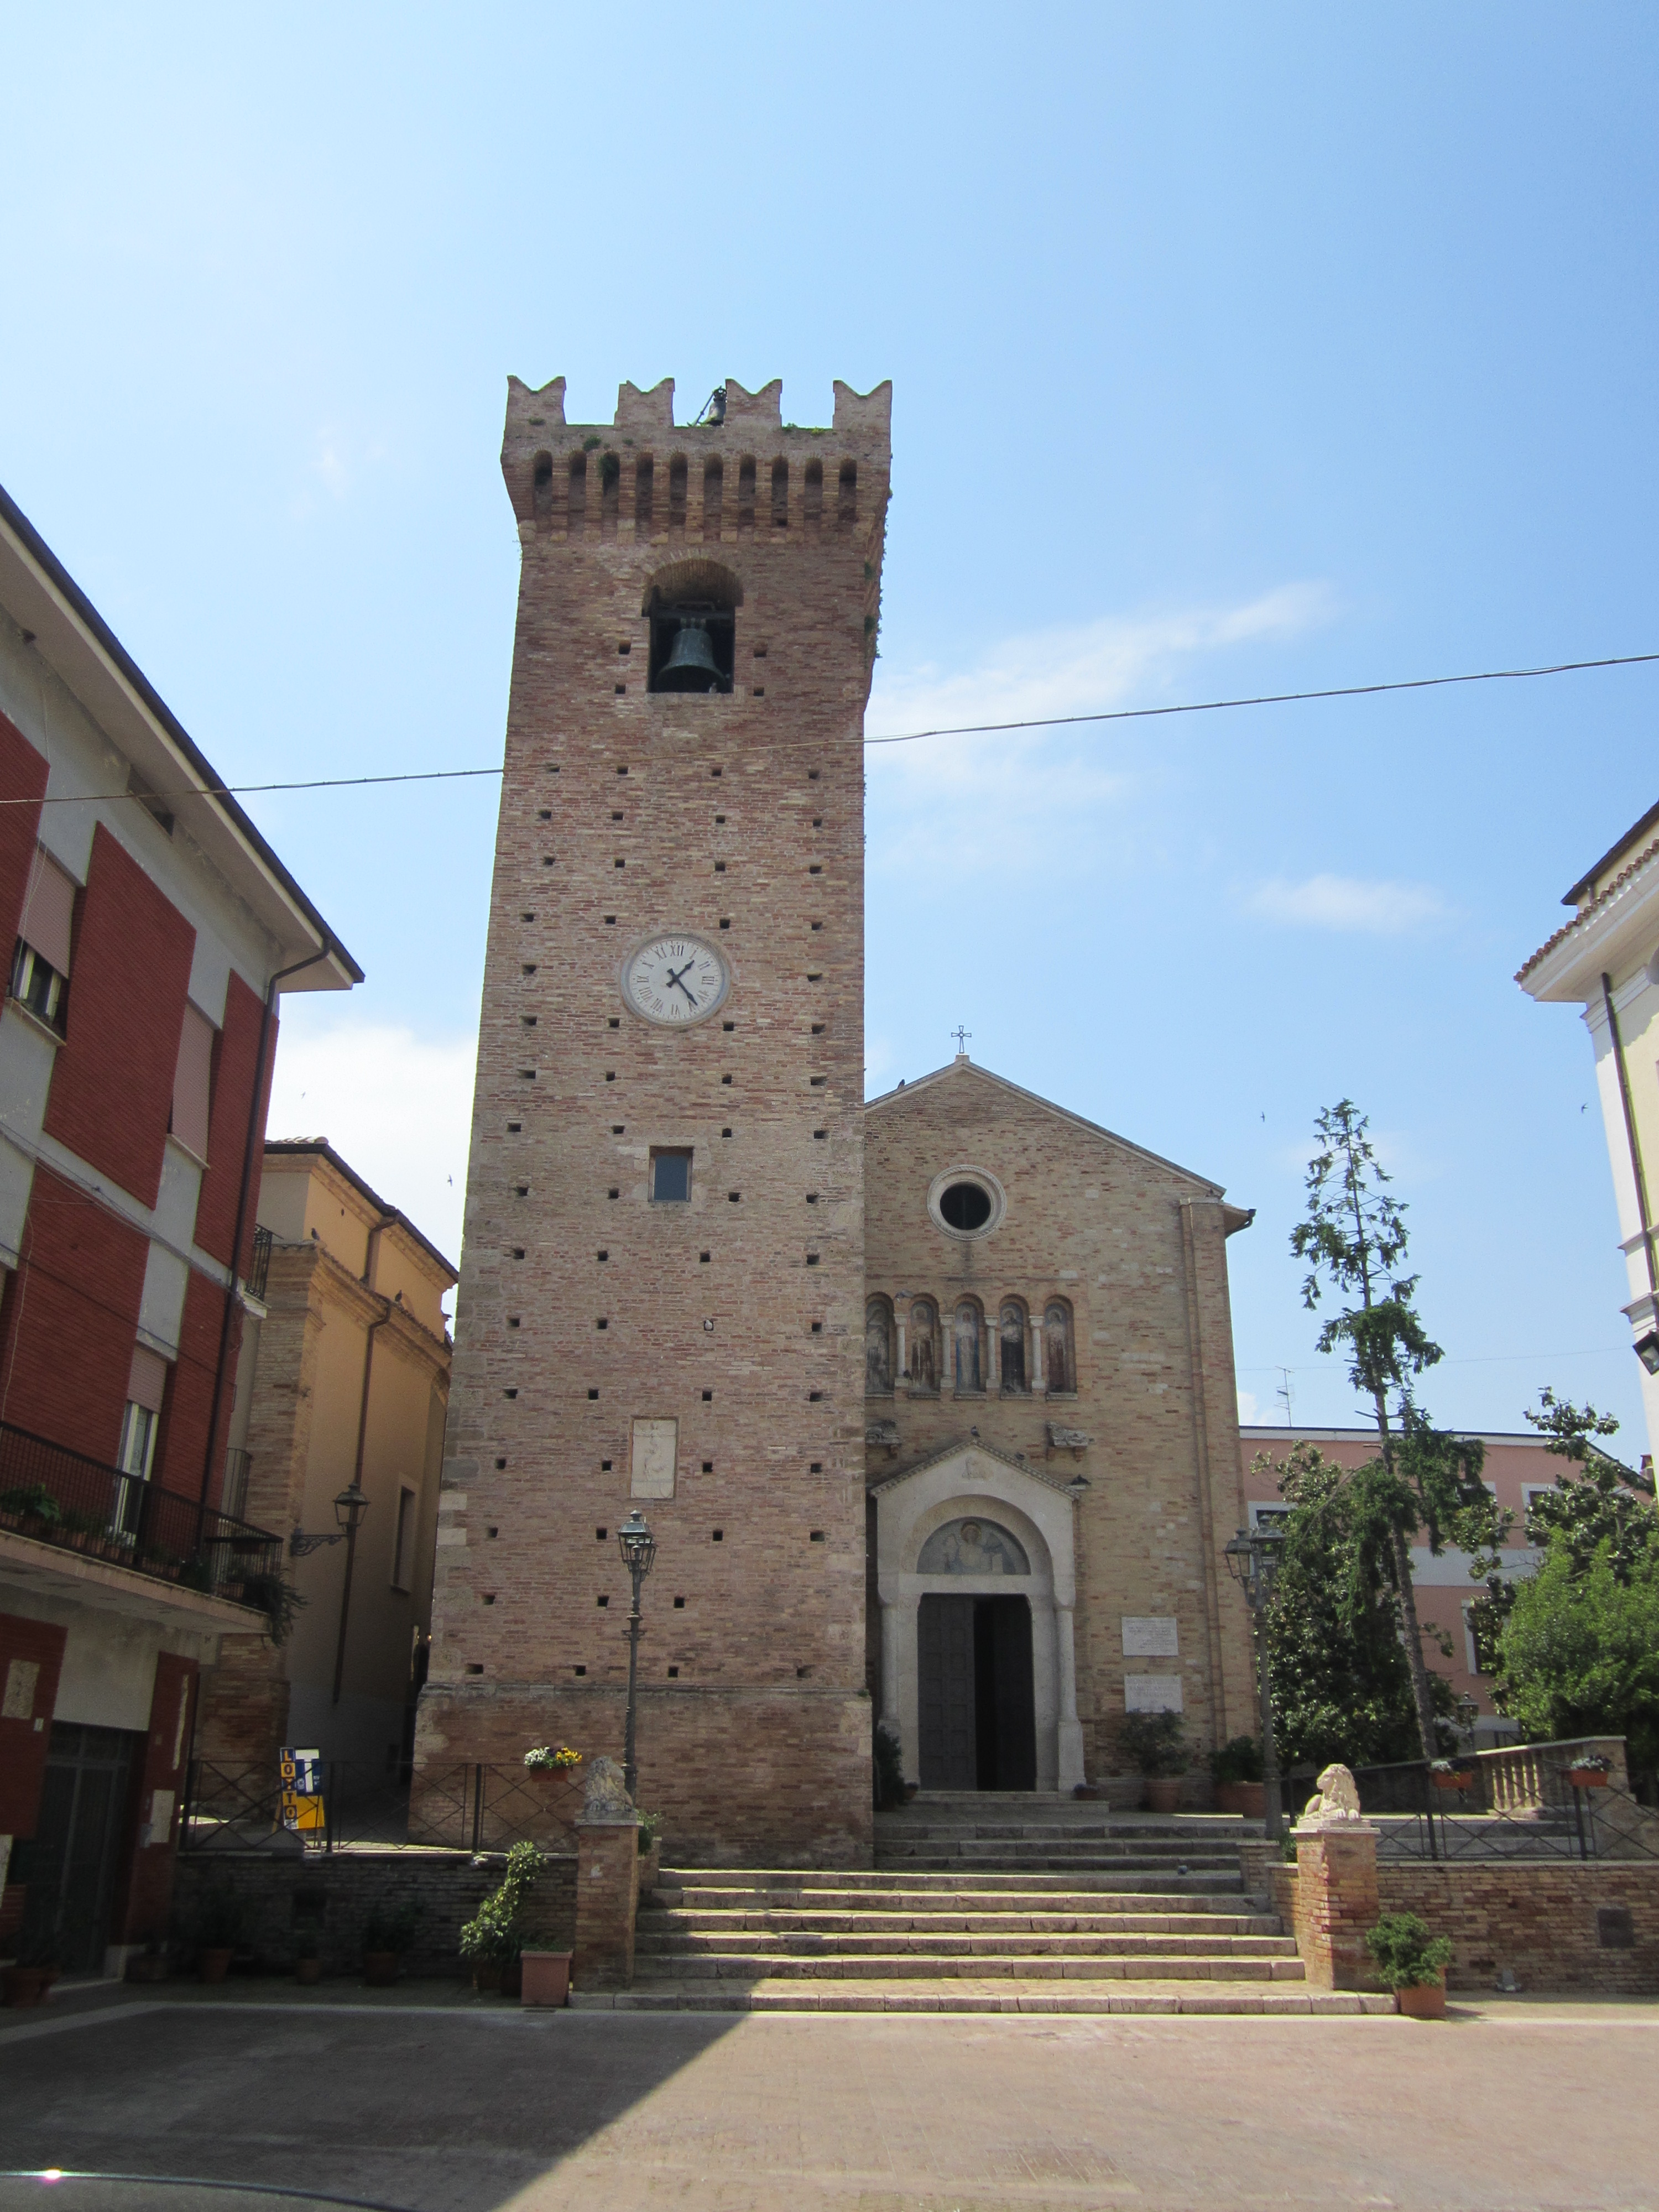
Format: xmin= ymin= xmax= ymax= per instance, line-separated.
xmin=1224 ymin=1522 xmax=1287 ymax=1842
xmin=330 ymin=1481 xmax=369 ymax=1707
xmin=617 ymin=1505 xmax=657 ymax=1801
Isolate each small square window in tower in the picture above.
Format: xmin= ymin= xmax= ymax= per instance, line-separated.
xmin=650 ymin=1148 xmax=693 ymax=1203
xmin=645 ymin=564 xmax=738 ymax=694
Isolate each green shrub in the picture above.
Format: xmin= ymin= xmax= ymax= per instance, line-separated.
xmin=0 ymin=1483 xmax=61 ymax=1525
xmin=459 ymin=1843 xmax=545 ymax=1963
xmin=1211 ymin=1735 xmax=1264 ymax=1785
xmin=636 ymin=1809 xmax=661 ymax=1854
xmin=1364 ymin=1911 xmax=1454 ymax=1990
xmin=1120 ymin=1710 xmax=1186 ymax=1778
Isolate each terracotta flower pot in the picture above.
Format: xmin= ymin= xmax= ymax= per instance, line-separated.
xmin=1145 ymin=1778 xmax=1183 ymax=1814
xmin=520 ymin=1949 xmax=572 ymax=2008
xmin=1215 ymin=1782 xmax=1266 ymax=1817
xmin=362 ymin=1951 xmax=400 ymax=1987
xmin=294 ymin=1958 xmax=322 ymax=1986
xmin=1432 ymin=1771 xmax=1474 ymax=1791
xmin=2 ymin=1965 xmax=52 ymax=2008
xmin=1566 ymin=1767 xmax=1610 ymax=1789
xmin=199 ymin=1948 xmax=233 ymax=1985
xmin=471 ymin=1959 xmax=504 ymax=1994
xmin=1396 ymin=1979 xmax=1447 ymax=2020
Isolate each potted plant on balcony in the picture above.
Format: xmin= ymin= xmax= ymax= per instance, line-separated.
xmin=1210 ymin=1735 xmax=1265 ymax=1816
xmin=1565 ymin=1752 xmax=1613 ymax=1790
xmin=1364 ymin=1911 xmax=1455 ymax=2020
xmin=1428 ymin=1756 xmax=1475 ymax=1793
xmin=192 ymin=1881 xmax=246 ymax=1984
xmin=361 ymin=1899 xmax=422 ymax=1986
xmin=1121 ymin=1710 xmax=1188 ymax=1814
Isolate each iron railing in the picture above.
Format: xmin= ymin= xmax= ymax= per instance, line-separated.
xmin=0 ymin=1417 xmax=281 ymax=1596
xmin=181 ymin=1757 xmax=585 ymax=1856
xmin=1284 ymin=1749 xmax=1659 ymax=1864
xmin=246 ymin=1224 xmax=273 ymax=1302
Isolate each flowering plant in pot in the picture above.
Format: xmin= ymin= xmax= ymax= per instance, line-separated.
xmin=1210 ymin=1735 xmax=1265 ymax=1816
xmin=1365 ymin=1911 xmax=1454 ymax=2020
xmin=361 ymin=1900 xmax=422 ymax=1987
xmin=1565 ymin=1752 xmax=1613 ymax=1790
xmin=1121 ymin=1710 xmax=1187 ymax=1813
xmin=524 ymin=1745 xmax=582 ymax=1771
xmin=1428 ymin=1757 xmax=1475 ymax=1792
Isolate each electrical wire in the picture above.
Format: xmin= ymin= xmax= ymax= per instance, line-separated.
xmin=7 ymin=647 xmax=1656 ymax=807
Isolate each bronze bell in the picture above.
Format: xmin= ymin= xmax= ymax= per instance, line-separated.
xmin=657 ymin=618 xmax=724 ymax=692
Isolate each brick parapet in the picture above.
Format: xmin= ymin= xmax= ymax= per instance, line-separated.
xmin=573 ymin=1817 xmax=638 ymax=1989
xmin=1288 ymin=1827 xmax=1380 ymax=1991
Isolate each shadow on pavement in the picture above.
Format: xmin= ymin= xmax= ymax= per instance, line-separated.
xmin=0 ymin=1985 xmax=744 ymax=2212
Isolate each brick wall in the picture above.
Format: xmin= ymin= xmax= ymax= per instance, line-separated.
xmin=1377 ymin=1861 xmax=1659 ymax=1994
xmin=43 ymin=822 xmax=195 ymax=1211
xmin=420 ymin=377 xmax=891 ymax=1866
xmin=0 ymin=1161 xmax=151 ymax=1464
xmin=170 ymin=1848 xmax=577 ymax=1978
xmin=155 ymin=1265 xmax=242 ymax=1508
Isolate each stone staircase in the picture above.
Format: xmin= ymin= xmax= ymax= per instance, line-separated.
xmin=573 ymin=1792 xmax=1392 ymax=2014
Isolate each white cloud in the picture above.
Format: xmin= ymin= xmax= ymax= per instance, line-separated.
xmin=1246 ymin=873 xmax=1454 ymax=936
xmin=266 ymin=1016 xmax=476 ymax=1285
xmin=865 ymin=583 xmax=1337 ymax=878
xmin=1238 ymin=1389 xmax=1265 ymax=1425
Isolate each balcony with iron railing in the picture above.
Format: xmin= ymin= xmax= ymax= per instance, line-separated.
xmin=0 ymin=1417 xmax=283 ymax=1601
xmin=246 ymin=1223 xmax=273 ymax=1302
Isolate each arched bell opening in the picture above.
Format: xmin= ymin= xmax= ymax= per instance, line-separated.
xmin=644 ymin=559 xmax=742 ymax=695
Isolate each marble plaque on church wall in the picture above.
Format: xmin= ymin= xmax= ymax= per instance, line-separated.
xmin=1124 ymin=1673 xmax=1184 ymax=1714
xmin=630 ymin=1417 xmax=677 ymax=1499
xmin=1121 ymin=1616 xmax=1179 ymax=1657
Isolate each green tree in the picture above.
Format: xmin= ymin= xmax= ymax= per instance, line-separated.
xmin=1521 ymin=1389 xmax=1656 ymax=1576
xmin=1290 ymin=1100 xmax=1494 ymax=1757
xmin=1493 ymin=1537 xmax=1659 ymax=1775
xmin=1259 ymin=1441 xmax=1457 ymax=1768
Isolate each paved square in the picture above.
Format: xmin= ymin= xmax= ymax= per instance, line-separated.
xmin=2 ymin=1986 xmax=1656 ymax=2211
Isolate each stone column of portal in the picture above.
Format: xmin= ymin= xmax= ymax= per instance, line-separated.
xmin=879 ymin=1599 xmax=900 ymax=1729
xmin=1055 ymin=1602 xmax=1085 ymax=1791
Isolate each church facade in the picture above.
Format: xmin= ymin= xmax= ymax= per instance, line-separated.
xmin=416 ymin=373 xmax=1258 ymax=1866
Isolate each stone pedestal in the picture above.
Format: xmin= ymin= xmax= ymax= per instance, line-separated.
xmin=573 ymin=1816 xmax=639 ymax=1991
xmin=1291 ymin=1823 xmax=1379 ymax=1991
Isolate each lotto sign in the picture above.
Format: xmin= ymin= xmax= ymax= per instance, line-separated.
xmin=279 ymin=1746 xmax=322 ymax=1793
xmin=281 ymin=1791 xmax=326 ymax=1833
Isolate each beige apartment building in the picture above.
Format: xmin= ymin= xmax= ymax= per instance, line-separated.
xmin=198 ymin=1141 xmax=456 ymax=1777
xmin=1519 ymin=802 xmax=1659 ymax=1464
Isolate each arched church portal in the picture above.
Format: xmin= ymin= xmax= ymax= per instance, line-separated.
xmin=874 ymin=1447 xmax=1084 ymax=1794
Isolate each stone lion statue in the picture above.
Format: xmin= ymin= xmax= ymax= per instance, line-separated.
xmin=581 ymin=1755 xmax=635 ymax=1820
xmin=1301 ymin=1762 xmax=1364 ymax=1825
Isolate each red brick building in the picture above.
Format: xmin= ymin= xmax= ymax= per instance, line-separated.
xmin=0 ymin=483 xmax=358 ymax=1975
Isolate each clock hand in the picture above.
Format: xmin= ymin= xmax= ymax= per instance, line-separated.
xmin=664 ymin=963 xmax=699 ymax=1006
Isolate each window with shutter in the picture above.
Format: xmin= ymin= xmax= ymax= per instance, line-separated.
xmin=171 ymin=1004 xmax=215 ymax=1159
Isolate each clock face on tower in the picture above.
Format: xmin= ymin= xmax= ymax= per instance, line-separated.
xmin=620 ymin=931 xmax=731 ymax=1027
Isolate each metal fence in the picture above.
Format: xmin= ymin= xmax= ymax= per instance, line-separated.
xmin=0 ymin=1418 xmax=282 ymax=1595
xmin=1282 ymin=1753 xmax=1659 ymax=1864
xmin=181 ymin=1757 xmax=584 ymax=1856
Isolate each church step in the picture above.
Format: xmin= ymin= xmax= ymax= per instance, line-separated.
xmin=631 ymin=1951 xmax=1307 ymax=1983
xmin=575 ymin=1980 xmax=1384 ymax=2015
xmin=873 ymin=1859 xmax=1246 ymax=1882
xmin=640 ymin=1907 xmax=1282 ymax=1936
xmin=637 ymin=1931 xmax=1299 ymax=1960
xmin=658 ymin=1872 xmax=1247 ymax=1903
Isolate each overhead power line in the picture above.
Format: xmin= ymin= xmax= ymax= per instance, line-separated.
xmin=8 ymin=648 xmax=1657 ymax=808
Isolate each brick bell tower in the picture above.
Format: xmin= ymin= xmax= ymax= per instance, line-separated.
xmin=416 ymin=373 xmax=891 ymax=1866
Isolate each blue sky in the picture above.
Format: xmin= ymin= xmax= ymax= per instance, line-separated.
xmin=3 ymin=3 xmax=1655 ymax=1447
